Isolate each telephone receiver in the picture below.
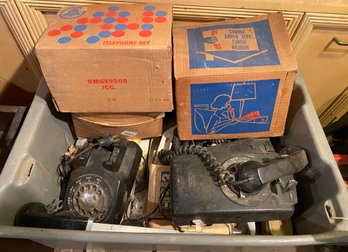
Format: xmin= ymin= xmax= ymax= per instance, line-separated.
xmin=234 ymin=147 xmax=308 ymax=193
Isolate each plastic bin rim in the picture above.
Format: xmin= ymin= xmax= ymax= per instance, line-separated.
xmin=0 ymin=226 xmax=348 ymax=247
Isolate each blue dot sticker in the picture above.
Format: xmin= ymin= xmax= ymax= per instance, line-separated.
xmin=156 ymin=11 xmax=167 ymax=16
xmin=98 ymin=31 xmax=111 ymax=38
xmin=144 ymin=6 xmax=155 ymax=11
xmin=108 ymin=6 xmax=119 ymax=11
xmin=59 ymin=7 xmax=86 ymax=20
xmin=141 ymin=24 xmax=153 ymax=30
xmin=118 ymin=11 xmax=130 ymax=17
xmin=115 ymin=24 xmax=127 ymax=30
xmin=103 ymin=17 xmax=115 ymax=24
xmin=74 ymin=24 xmax=87 ymax=31
xmin=93 ymin=12 xmax=104 ymax=17
xmin=86 ymin=36 xmax=100 ymax=44
xmin=58 ymin=37 xmax=71 ymax=44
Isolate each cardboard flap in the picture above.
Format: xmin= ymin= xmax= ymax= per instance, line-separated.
xmin=173 ymin=13 xmax=297 ymax=79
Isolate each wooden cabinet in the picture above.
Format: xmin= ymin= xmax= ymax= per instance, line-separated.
xmin=1 ymin=0 xmax=348 ymax=125
xmin=292 ymin=13 xmax=348 ymax=126
xmin=0 ymin=0 xmax=38 ymax=105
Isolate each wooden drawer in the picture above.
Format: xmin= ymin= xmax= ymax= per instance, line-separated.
xmin=0 ymin=1 xmax=38 ymax=104
xmin=293 ymin=13 xmax=348 ymax=125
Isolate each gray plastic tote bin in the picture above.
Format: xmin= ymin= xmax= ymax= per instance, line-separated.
xmin=0 ymin=74 xmax=348 ymax=250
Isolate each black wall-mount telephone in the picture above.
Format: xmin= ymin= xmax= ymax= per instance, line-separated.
xmin=15 ymin=135 xmax=142 ymax=230
xmin=159 ymin=138 xmax=308 ymax=226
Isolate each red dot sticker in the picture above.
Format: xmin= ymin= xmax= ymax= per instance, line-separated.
xmin=142 ymin=17 xmax=153 ymax=23
xmin=48 ymin=29 xmax=61 ymax=36
xmin=143 ymin=11 xmax=154 ymax=16
xmin=112 ymin=30 xmax=125 ymax=37
xmin=91 ymin=17 xmax=102 ymax=23
xmin=116 ymin=17 xmax=128 ymax=23
xmin=77 ymin=18 xmax=89 ymax=24
xmin=139 ymin=30 xmax=152 ymax=37
xmin=101 ymin=23 xmax=113 ymax=30
xmin=128 ymin=23 xmax=139 ymax=30
xmin=61 ymin=25 xmax=73 ymax=31
xmin=105 ymin=11 xmax=117 ymax=17
xmin=71 ymin=31 xmax=83 ymax=38
xmin=155 ymin=17 xmax=166 ymax=23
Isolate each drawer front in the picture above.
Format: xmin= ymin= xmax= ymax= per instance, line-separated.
xmin=293 ymin=13 xmax=348 ymax=123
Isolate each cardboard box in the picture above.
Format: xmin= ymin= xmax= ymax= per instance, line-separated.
xmin=173 ymin=13 xmax=297 ymax=140
xmin=147 ymin=164 xmax=171 ymax=218
xmin=72 ymin=112 xmax=164 ymax=139
xmin=148 ymin=219 xmax=234 ymax=234
xmin=36 ymin=3 xmax=173 ymax=113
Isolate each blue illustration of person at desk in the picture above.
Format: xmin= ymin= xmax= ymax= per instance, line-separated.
xmin=204 ymin=94 xmax=239 ymax=133
xmin=193 ymin=83 xmax=269 ymax=134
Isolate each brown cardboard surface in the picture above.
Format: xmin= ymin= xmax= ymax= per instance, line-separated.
xmin=147 ymin=164 xmax=171 ymax=219
xmin=173 ymin=13 xmax=297 ymax=140
xmin=36 ymin=3 xmax=173 ymax=112
xmin=148 ymin=219 xmax=232 ymax=234
xmin=72 ymin=112 xmax=164 ymax=139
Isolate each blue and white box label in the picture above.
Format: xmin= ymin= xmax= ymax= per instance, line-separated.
xmin=190 ymin=79 xmax=280 ymax=135
xmin=187 ymin=20 xmax=280 ymax=69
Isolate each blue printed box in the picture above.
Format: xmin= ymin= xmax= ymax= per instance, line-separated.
xmin=173 ymin=13 xmax=297 ymax=140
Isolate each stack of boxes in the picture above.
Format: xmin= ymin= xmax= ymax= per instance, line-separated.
xmin=36 ymin=3 xmax=296 ymax=141
xmin=173 ymin=13 xmax=297 ymax=140
xmin=35 ymin=4 xmax=297 ymax=226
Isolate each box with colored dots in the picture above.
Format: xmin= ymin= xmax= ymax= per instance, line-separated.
xmin=35 ymin=3 xmax=173 ymax=113
xmin=173 ymin=13 xmax=297 ymax=140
